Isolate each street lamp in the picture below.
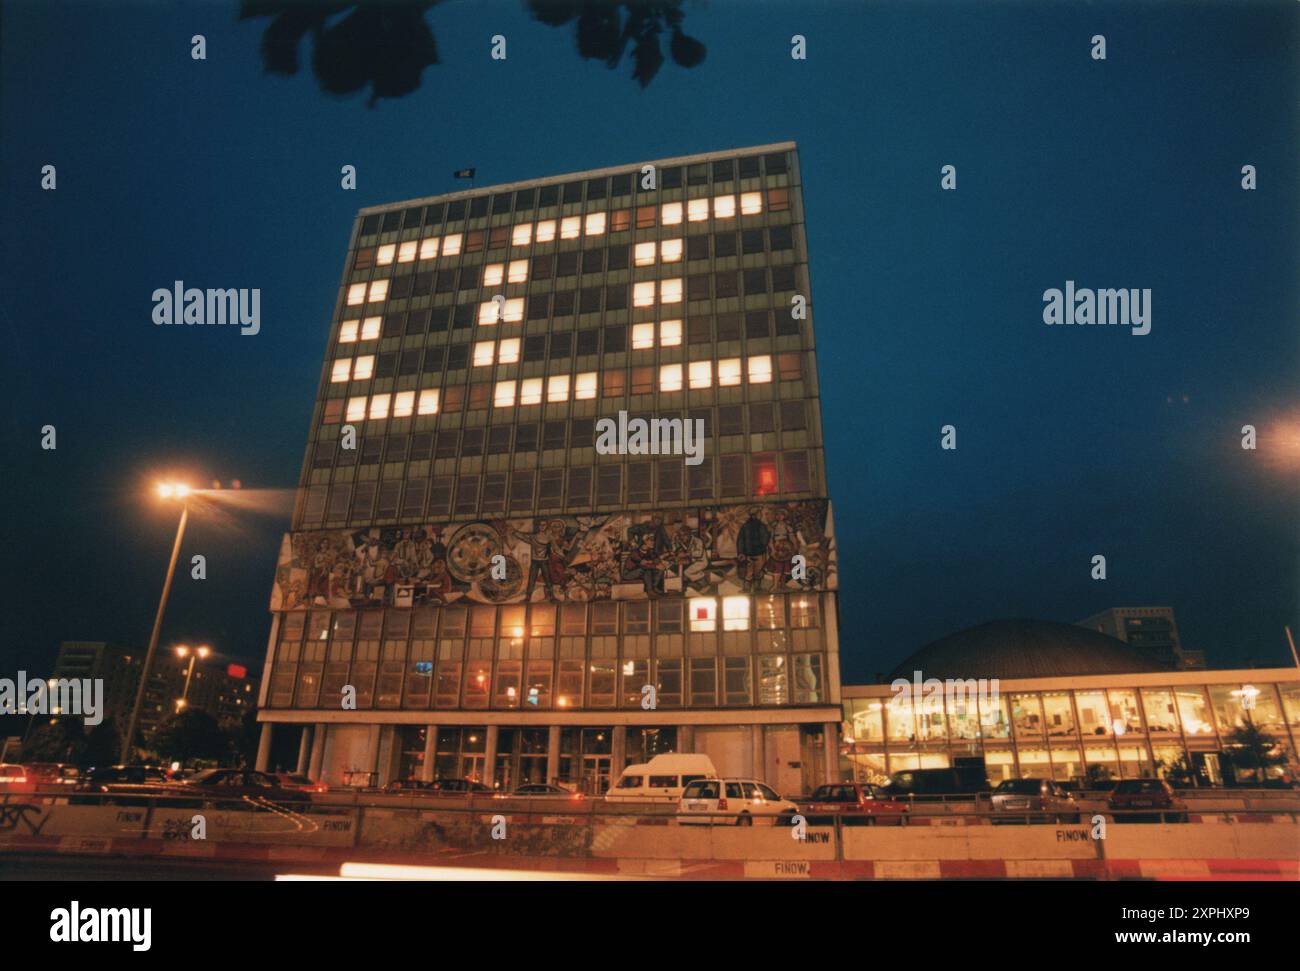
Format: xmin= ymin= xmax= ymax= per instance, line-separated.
xmin=174 ymin=644 xmax=211 ymax=711
xmin=121 ymin=482 xmax=192 ymax=762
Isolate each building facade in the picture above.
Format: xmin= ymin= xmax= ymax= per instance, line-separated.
xmin=1077 ymin=606 xmax=1204 ymax=669
xmin=256 ymin=143 xmax=843 ymax=794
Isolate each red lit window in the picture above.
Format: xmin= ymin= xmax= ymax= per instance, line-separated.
xmin=753 ymin=454 xmax=778 ymax=495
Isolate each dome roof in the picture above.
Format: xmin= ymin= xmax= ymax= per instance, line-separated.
xmin=888 ymin=619 xmax=1174 ymax=681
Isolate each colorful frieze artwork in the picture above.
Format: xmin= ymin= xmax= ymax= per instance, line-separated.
xmin=270 ymin=500 xmax=836 ymax=610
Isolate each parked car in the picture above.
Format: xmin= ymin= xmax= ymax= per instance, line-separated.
xmin=501 ymin=783 xmax=584 ymax=800
xmin=425 ymin=778 xmax=492 ymax=794
xmin=182 ymin=768 xmax=311 ymax=803
xmin=1107 ymin=778 xmax=1187 ymax=822
xmin=0 ymin=763 xmax=32 ymax=793
xmin=879 ymin=768 xmax=991 ymax=800
xmin=803 ymin=782 xmax=910 ymax=825
xmin=272 ymin=772 xmax=328 ymax=794
xmin=23 ymin=763 xmax=80 ymax=788
xmin=989 ymin=778 xmax=1080 ymax=823
xmin=679 ymin=778 xmax=798 ymax=825
xmin=605 ymin=754 xmax=718 ymax=803
xmin=380 ymin=778 xmax=439 ymax=794
xmin=75 ymin=764 xmax=176 ymax=796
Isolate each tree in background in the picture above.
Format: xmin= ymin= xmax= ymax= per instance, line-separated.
xmin=82 ymin=716 xmax=120 ymax=770
xmin=239 ymin=0 xmax=706 ymax=105
xmin=235 ymin=708 xmax=263 ymax=768
xmin=21 ymin=718 xmax=88 ymax=765
xmin=152 ymin=710 xmax=230 ymax=766
xmin=1223 ymin=722 xmax=1289 ymax=784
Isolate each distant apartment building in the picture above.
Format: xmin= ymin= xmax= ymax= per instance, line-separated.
xmin=51 ymin=641 xmax=258 ymax=744
xmin=1077 ymin=607 xmax=1204 ymax=670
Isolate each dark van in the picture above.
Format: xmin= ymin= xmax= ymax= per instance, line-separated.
xmin=881 ymin=768 xmax=991 ymax=800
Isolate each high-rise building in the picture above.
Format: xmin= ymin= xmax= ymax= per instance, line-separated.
xmin=1077 ymin=607 xmax=1204 ymax=670
xmin=255 ymin=143 xmax=842 ymax=794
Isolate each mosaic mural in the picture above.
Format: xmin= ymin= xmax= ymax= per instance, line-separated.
xmin=270 ymin=500 xmax=836 ymax=610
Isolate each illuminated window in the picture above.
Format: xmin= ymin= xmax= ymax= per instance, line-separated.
xmin=474 ymin=341 xmax=495 ymax=367
xmin=535 ymin=220 xmax=556 ymax=243
xmin=718 ymin=358 xmax=742 ymax=386
xmin=575 ymin=372 xmax=598 ymax=400
xmin=661 ymin=202 xmax=682 ymax=225
xmin=346 ymin=396 xmax=367 ymax=422
xmin=722 ymin=595 xmax=750 ymax=631
xmin=368 ymin=279 xmax=389 ymax=302
xmin=748 ymin=355 xmax=773 ymax=383
xmin=494 ymin=380 xmax=516 ymax=408
xmin=507 ymin=260 xmax=528 ymax=283
xmin=689 ymin=598 xmax=717 ymax=632
xmin=419 ymin=238 xmax=439 ymax=260
xmin=660 ymin=278 xmax=683 ymax=304
xmin=478 ymin=301 xmax=501 ymax=325
xmin=346 ymin=283 xmax=367 ymax=306
xmin=633 ymin=281 xmax=656 ymax=307
xmin=352 ymin=355 xmax=374 ymax=380
xmin=632 ymin=323 xmax=655 ymax=349
xmin=585 ymin=212 xmax=606 ymax=236
xmin=397 ymin=241 xmax=417 ymax=263
xmin=634 ymin=242 xmax=656 ymax=266
xmin=547 ymin=374 xmax=569 ymax=402
xmin=498 ymin=338 xmax=520 ymax=364
xmin=713 ymin=195 xmax=736 ymax=219
xmin=687 ymin=198 xmax=709 ymax=222
xmin=393 ymin=390 xmax=415 ymax=418
xmin=338 ymin=319 xmax=359 ymax=343
xmin=661 ymin=239 xmax=683 ymax=263
xmin=360 ymin=316 xmax=382 ymax=340
xmin=512 ymin=223 xmax=532 ymax=247
xmin=501 ymin=298 xmax=524 ymax=323
xmin=560 ymin=216 xmax=581 ymax=239
xmin=369 ymin=393 xmax=391 ymax=420
xmin=689 ymin=360 xmax=712 ymax=389
xmin=753 ymin=456 xmax=777 ymax=495
xmin=660 ymin=363 xmax=682 ymax=392
xmin=442 ymin=233 xmax=462 ymax=256
xmin=417 ymin=389 xmax=440 ymax=415
xmin=376 ymin=244 xmax=396 ymax=266
xmin=483 ymin=264 xmax=505 ymax=287
xmin=331 ymin=359 xmax=351 ymax=383
xmin=519 ymin=377 xmax=543 ymax=405
xmin=740 ymin=192 xmax=763 ymax=215
xmin=660 ymin=319 xmax=682 ymax=346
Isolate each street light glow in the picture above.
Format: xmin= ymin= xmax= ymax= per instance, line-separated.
xmin=156 ymin=481 xmax=191 ymax=499
xmin=175 ymin=644 xmax=190 ymax=657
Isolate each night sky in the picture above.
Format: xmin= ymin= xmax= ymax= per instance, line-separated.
xmin=4 ymin=1 xmax=1298 ymax=686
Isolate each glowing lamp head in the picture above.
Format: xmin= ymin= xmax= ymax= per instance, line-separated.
xmin=175 ymin=645 xmax=190 ymax=658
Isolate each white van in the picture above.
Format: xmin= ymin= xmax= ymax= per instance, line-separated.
xmin=604 ymin=754 xmax=718 ymax=803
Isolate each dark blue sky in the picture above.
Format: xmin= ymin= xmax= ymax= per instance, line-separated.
xmin=4 ymin=1 xmax=1298 ymax=684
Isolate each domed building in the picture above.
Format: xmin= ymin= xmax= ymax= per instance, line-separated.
xmin=887 ymin=619 xmax=1174 ymax=682
xmin=842 ymin=618 xmax=1300 ymax=789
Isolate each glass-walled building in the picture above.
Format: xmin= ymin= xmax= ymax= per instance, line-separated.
xmin=254 ymin=143 xmax=844 ymax=795
xmin=841 ymin=620 xmax=1300 ymax=788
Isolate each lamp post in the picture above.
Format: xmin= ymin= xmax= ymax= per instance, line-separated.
xmin=120 ymin=482 xmax=192 ymax=762
xmin=174 ymin=644 xmax=211 ymax=711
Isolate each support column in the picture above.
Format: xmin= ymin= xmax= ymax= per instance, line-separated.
xmin=758 ymin=725 xmax=769 ymax=785
xmin=483 ymin=725 xmax=500 ymax=789
xmin=295 ymin=725 xmax=312 ymax=774
xmin=611 ymin=726 xmax=627 ymax=778
xmin=547 ymin=725 xmax=561 ymax=786
xmin=421 ymin=725 xmax=438 ymax=782
xmin=308 ymin=724 xmax=327 ymax=779
xmin=366 ymin=724 xmax=382 ymax=785
xmin=679 ymin=724 xmax=695 ymax=753
xmin=747 ymin=724 xmax=760 ymax=779
xmin=254 ymin=722 xmax=273 ymax=771
xmin=822 ymin=721 xmax=838 ymax=785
